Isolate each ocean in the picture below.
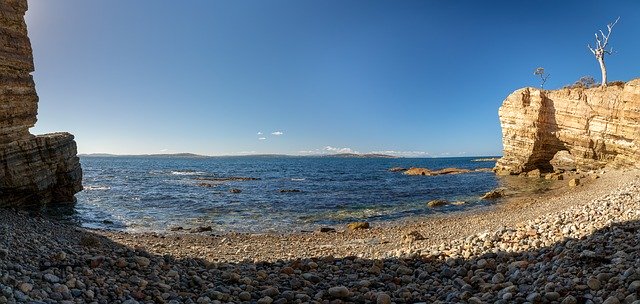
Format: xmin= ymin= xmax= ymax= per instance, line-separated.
xmin=53 ymin=156 xmax=503 ymax=233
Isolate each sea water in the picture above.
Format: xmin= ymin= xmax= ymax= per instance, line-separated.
xmin=54 ymin=156 xmax=501 ymax=233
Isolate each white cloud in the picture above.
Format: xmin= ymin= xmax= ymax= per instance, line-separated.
xmin=160 ymin=149 xmax=169 ymax=152
xmin=324 ymin=146 xmax=357 ymax=154
xmin=271 ymin=131 xmax=284 ymax=136
xmin=258 ymin=137 xmax=267 ymax=140
xmin=257 ymin=131 xmax=263 ymax=135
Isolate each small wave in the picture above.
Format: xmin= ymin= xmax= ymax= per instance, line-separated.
xmin=291 ymin=178 xmax=306 ymax=181
xmin=171 ymin=170 xmax=207 ymax=176
xmin=83 ymin=185 xmax=111 ymax=191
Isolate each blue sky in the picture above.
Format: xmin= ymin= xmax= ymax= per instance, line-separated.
xmin=26 ymin=0 xmax=640 ymax=156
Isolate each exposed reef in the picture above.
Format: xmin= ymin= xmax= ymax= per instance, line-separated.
xmin=0 ymin=0 xmax=82 ymax=207
xmin=494 ymin=79 xmax=640 ymax=175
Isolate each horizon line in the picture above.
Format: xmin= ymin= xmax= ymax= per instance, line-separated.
xmin=77 ymin=152 xmax=503 ymax=159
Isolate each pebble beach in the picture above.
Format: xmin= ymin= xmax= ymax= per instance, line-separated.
xmin=1 ymin=170 xmax=639 ymax=304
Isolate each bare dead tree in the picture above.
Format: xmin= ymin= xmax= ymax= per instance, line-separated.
xmin=534 ymin=67 xmax=550 ymax=89
xmin=587 ymin=17 xmax=620 ymax=87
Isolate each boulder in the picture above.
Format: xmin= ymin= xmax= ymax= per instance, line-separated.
xmin=550 ymin=150 xmax=577 ymax=172
xmin=402 ymin=230 xmax=425 ymax=243
xmin=526 ymin=169 xmax=541 ymax=178
xmin=481 ymin=189 xmax=505 ymax=200
xmin=568 ymin=178 xmax=580 ymax=187
xmin=544 ymin=173 xmax=564 ymax=180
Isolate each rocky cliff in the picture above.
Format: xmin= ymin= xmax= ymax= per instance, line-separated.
xmin=494 ymin=79 xmax=640 ymax=175
xmin=0 ymin=0 xmax=82 ymax=207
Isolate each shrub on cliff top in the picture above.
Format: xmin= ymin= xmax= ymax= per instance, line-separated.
xmin=564 ymin=76 xmax=597 ymax=89
xmin=608 ymin=80 xmax=626 ymax=87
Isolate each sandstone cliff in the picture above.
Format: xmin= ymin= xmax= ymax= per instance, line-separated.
xmin=0 ymin=0 xmax=82 ymax=207
xmin=494 ymin=79 xmax=640 ymax=175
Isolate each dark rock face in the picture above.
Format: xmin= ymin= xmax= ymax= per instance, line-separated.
xmin=0 ymin=0 xmax=82 ymax=207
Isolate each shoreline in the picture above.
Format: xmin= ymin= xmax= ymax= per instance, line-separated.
xmin=1 ymin=169 xmax=639 ymax=303
xmin=97 ymin=169 xmax=623 ymax=263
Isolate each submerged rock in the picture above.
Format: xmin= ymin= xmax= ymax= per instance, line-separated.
xmin=346 ymin=222 xmax=370 ymax=230
xmin=195 ymin=176 xmax=260 ymax=182
xmin=279 ymin=189 xmax=302 ymax=193
xmin=191 ymin=226 xmax=213 ymax=233
xmin=427 ymin=199 xmax=448 ymax=207
xmin=229 ymin=188 xmax=242 ymax=193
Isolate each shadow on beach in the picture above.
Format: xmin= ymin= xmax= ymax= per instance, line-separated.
xmin=1 ymin=206 xmax=639 ymax=304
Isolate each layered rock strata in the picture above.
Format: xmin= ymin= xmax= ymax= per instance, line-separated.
xmin=0 ymin=0 xmax=82 ymax=207
xmin=495 ymin=79 xmax=640 ymax=175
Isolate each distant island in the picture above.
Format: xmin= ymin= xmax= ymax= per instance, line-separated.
xmin=79 ymin=153 xmax=208 ymax=158
xmin=319 ymin=153 xmax=398 ymax=158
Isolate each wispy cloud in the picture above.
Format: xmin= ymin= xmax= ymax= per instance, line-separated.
xmin=258 ymin=137 xmax=267 ymax=140
xmin=160 ymin=149 xmax=169 ymax=152
xmin=324 ymin=146 xmax=358 ymax=154
xmin=271 ymin=131 xmax=284 ymax=136
xmin=257 ymin=131 xmax=263 ymax=135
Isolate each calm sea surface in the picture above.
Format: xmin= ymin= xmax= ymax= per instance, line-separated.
xmin=53 ymin=156 xmax=502 ymax=233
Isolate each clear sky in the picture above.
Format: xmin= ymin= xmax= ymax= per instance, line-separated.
xmin=25 ymin=0 xmax=640 ymax=157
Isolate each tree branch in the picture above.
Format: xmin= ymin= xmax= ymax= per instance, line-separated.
xmin=594 ymin=33 xmax=602 ymax=48
xmin=604 ymin=47 xmax=614 ymax=55
xmin=602 ymin=17 xmax=620 ymax=47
